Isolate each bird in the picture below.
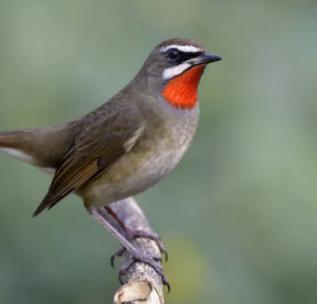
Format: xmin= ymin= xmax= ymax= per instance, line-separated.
xmin=0 ymin=38 xmax=221 ymax=284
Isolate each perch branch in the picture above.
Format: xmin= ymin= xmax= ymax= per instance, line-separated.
xmin=104 ymin=197 xmax=165 ymax=304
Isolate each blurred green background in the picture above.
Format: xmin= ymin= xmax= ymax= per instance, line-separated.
xmin=0 ymin=0 xmax=317 ymax=303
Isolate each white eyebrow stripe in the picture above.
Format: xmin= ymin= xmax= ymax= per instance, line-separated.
xmin=160 ymin=44 xmax=201 ymax=53
xmin=162 ymin=62 xmax=191 ymax=80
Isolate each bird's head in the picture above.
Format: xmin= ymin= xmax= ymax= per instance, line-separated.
xmin=137 ymin=38 xmax=222 ymax=109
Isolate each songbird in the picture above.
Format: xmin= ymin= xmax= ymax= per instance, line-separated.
xmin=0 ymin=38 xmax=221 ymax=284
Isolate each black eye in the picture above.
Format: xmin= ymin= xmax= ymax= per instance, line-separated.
xmin=166 ymin=48 xmax=181 ymax=62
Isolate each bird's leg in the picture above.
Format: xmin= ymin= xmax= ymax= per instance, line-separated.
xmin=104 ymin=205 xmax=168 ymax=262
xmin=87 ymin=206 xmax=169 ymax=288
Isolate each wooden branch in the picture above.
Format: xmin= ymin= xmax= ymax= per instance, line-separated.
xmin=106 ymin=197 xmax=165 ymax=304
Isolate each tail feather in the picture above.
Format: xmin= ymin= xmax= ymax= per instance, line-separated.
xmin=0 ymin=131 xmax=33 ymax=163
xmin=0 ymin=131 xmax=21 ymax=148
xmin=1 ymin=125 xmax=77 ymax=168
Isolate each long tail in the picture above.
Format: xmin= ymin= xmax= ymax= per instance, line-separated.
xmin=0 ymin=130 xmax=33 ymax=162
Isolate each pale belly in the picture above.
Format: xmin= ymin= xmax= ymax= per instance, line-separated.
xmin=80 ymin=126 xmax=195 ymax=206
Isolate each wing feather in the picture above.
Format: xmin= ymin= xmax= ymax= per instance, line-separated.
xmin=33 ymin=104 xmax=144 ymax=216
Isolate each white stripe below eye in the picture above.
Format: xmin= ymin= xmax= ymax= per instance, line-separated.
xmin=160 ymin=44 xmax=201 ymax=53
xmin=162 ymin=62 xmax=191 ymax=80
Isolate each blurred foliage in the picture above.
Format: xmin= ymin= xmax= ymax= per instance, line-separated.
xmin=0 ymin=0 xmax=317 ymax=303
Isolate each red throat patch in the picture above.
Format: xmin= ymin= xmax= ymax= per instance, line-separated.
xmin=162 ymin=65 xmax=205 ymax=109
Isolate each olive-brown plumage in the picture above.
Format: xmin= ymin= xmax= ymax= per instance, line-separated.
xmin=0 ymin=38 xmax=221 ymax=216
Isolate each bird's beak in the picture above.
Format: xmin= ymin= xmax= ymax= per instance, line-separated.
xmin=191 ymin=52 xmax=222 ymax=66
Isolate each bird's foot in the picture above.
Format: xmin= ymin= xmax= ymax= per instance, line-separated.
xmin=118 ymin=247 xmax=171 ymax=292
xmin=124 ymin=228 xmax=168 ymax=261
xmin=110 ymin=247 xmax=126 ymax=268
xmin=110 ymin=229 xmax=168 ymax=269
xmin=89 ymin=205 xmax=170 ymax=289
